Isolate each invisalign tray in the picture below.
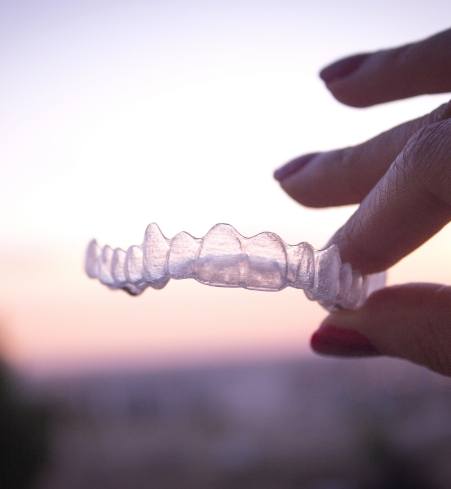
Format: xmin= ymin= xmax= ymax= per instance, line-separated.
xmin=85 ymin=223 xmax=386 ymax=311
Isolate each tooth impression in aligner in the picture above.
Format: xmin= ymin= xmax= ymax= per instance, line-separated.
xmin=85 ymin=223 xmax=386 ymax=311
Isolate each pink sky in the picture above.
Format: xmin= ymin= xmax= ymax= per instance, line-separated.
xmin=1 ymin=1 xmax=450 ymax=373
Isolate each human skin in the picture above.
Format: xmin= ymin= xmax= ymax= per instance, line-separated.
xmin=274 ymin=28 xmax=451 ymax=376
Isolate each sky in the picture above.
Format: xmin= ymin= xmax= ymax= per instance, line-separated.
xmin=1 ymin=0 xmax=450 ymax=374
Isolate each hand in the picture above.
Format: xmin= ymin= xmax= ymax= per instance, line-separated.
xmin=274 ymin=29 xmax=451 ymax=376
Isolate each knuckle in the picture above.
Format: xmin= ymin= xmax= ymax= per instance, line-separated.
xmin=404 ymin=121 xmax=447 ymax=162
xmin=401 ymin=120 xmax=451 ymax=208
xmin=428 ymin=100 xmax=451 ymax=124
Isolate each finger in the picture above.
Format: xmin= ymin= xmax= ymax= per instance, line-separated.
xmin=275 ymin=101 xmax=451 ymax=207
xmin=311 ymin=284 xmax=451 ymax=377
xmin=330 ymin=120 xmax=451 ymax=274
xmin=320 ymin=28 xmax=451 ymax=107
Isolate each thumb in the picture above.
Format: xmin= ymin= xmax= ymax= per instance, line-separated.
xmin=311 ymin=284 xmax=451 ymax=376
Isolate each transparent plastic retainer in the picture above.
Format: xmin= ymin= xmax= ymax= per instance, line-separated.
xmin=85 ymin=223 xmax=386 ymax=311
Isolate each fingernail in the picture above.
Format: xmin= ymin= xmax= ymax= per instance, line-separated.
xmin=319 ymin=53 xmax=369 ymax=84
xmin=310 ymin=324 xmax=379 ymax=357
xmin=273 ymin=153 xmax=318 ymax=182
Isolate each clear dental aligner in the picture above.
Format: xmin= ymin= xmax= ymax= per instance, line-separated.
xmin=85 ymin=223 xmax=386 ymax=311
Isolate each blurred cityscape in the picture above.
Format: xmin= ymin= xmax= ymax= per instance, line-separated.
xmin=3 ymin=356 xmax=450 ymax=489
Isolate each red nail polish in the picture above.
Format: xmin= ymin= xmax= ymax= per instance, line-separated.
xmin=310 ymin=324 xmax=379 ymax=357
xmin=319 ymin=53 xmax=369 ymax=84
xmin=273 ymin=153 xmax=318 ymax=182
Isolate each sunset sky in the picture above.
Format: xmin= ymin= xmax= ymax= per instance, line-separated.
xmin=1 ymin=0 xmax=450 ymax=374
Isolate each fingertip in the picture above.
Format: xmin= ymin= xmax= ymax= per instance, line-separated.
xmin=319 ymin=53 xmax=370 ymax=85
xmin=323 ymin=83 xmax=377 ymax=108
xmin=320 ymin=51 xmax=395 ymax=108
xmin=310 ymin=323 xmax=380 ymax=357
xmin=327 ymin=80 xmax=393 ymax=109
xmin=273 ymin=153 xmax=318 ymax=182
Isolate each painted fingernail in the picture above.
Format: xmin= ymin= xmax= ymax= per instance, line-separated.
xmin=319 ymin=53 xmax=369 ymax=84
xmin=273 ymin=153 xmax=318 ymax=182
xmin=310 ymin=324 xmax=379 ymax=357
